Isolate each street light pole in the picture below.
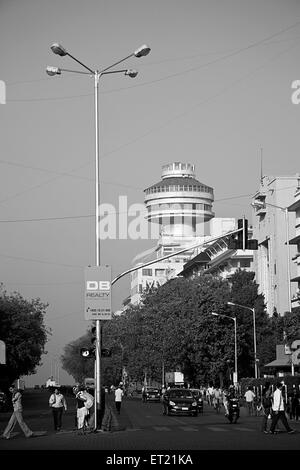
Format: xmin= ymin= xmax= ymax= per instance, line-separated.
xmin=227 ymin=302 xmax=258 ymax=379
xmin=47 ymin=43 xmax=150 ymax=430
xmin=211 ymin=312 xmax=238 ymax=385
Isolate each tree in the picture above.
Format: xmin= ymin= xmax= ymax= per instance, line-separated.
xmin=0 ymin=284 xmax=49 ymax=384
xmin=60 ymin=333 xmax=94 ymax=383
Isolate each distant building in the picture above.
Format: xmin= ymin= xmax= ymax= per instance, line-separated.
xmin=287 ymin=176 xmax=300 ymax=308
xmin=263 ymin=344 xmax=300 ymax=377
xmin=179 ymin=219 xmax=254 ymax=280
xmin=252 ymin=175 xmax=298 ymax=315
xmin=130 ymin=162 xmax=215 ymax=305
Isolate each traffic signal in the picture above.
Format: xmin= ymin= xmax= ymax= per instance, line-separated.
xmin=101 ymin=348 xmax=112 ymax=358
xmin=228 ymin=218 xmax=258 ymax=250
xmin=80 ymin=347 xmax=95 ymax=358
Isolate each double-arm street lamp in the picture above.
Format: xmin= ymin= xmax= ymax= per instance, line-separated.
xmin=46 ymin=42 xmax=151 ymax=430
xmin=211 ymin=312 xmax=238 ymax=385
xmin=251 ymin=200 xmax=292 ymax=312
xmin=227 ymin=301 xmax=258 ymax=379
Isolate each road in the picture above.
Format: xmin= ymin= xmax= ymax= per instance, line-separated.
xmin=1 ymin=389 xmax=300 ymax=458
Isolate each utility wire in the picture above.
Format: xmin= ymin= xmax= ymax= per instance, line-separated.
xmin=1 ymin=41 xmax=298 ymax=207
xmin=0 ymin=185 xmax=297 ymax=223
xmin=7 ymin=21 xmax=300 ymax=101
xmin=6 ymin=34 xmax=300 ymax=88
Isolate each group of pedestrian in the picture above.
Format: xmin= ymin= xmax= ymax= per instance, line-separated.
xmin=260 ymin=382 xmax=295 ymax=435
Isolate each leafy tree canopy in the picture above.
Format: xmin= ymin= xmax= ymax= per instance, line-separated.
xmin=0 ymin=284 xmax=49 ymax=383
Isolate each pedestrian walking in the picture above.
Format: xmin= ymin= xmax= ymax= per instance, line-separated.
xmin=261 ymin=382 xmax=273 ymax=434
xmin=244 ymin=386 xmax=256 ymax=416
xmin=1 ymin=385 xmax=34 ymax=440
xmin=206 ymin=383 xmax=214 ymax=406
xmin=289 ymin=391 xmax=300 ymax=421
xmin=269 ymin=382 xmax=295 ymax=435
xmin=74 ymin=385 xmax=94 ymax=434
xmin=115 ymin=384 xmax=124 ymax=415
xmin=49 ymin=387 xmax=67 ymax=432
xmin=142 ymin=385 xmax=147 ymax=403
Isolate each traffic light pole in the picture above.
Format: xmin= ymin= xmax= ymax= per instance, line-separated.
xmin=94 ymin=71 xmax=101 ymax=431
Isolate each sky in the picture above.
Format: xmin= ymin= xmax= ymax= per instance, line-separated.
xmin=1 ymin=0 xmax=300 ymax=386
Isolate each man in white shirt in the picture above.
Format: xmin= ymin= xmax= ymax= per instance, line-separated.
xmin=269 ymin=383 xmax=295 ymax=434
xmin=115 ymin=385 xmax=124 ymax=415
xmin=206 ymin=384 xmax=214 ymax=406
xmin=49 ymin=387 xmax=67 ymax=431
xmin=244 ymin=386 xmax=256 ymax=416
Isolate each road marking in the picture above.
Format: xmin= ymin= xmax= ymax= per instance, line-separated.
xmin=153 ymin=426 xmax=171 ymax=431
xmin=234 ymin=427 xmax=255 ymax=432
xmin=206 ymin=426 xmax=230 ymax=432
xmin=179 ymin=426 xmax=199 ymax=432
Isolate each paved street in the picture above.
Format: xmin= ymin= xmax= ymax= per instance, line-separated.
xmin=1 ymin=389 xmax=300 ymax=455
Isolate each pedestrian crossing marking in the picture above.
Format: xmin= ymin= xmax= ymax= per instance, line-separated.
xmin=179 ymin=426 xmax=199 ymax=432
xmin=153 ymin=426 xmax=171 ymax=431
xmin=206 ymin=426 xmax=230 ymax=432
xmin=234 ymin=427 xmax=255 ymax=432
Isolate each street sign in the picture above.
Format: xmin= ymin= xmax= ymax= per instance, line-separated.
xmin=84 ymin=266 xmax=112 ymax=320
xmin=0 ymin=340 xmax=6 ymax=364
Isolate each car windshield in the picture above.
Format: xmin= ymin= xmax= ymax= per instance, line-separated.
xmin=168 ymin=390 xmax=193 ymax=399
xmin=148 ymin=389 xmax=159 ymax=393
xmin=190 ymin=390 xmax=201 ymax=397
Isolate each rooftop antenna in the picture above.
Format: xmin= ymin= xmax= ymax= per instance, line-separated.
xmin=260 ymin=147 xmax=263 ymax=184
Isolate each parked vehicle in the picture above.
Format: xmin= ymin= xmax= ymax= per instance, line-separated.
xmin=145 ymin=387 xmax=161 ymax=402
xmin=189 ymin=388 xmax=204 ymax=413
xmin=163 ymin=388 xmax=198 ymax=416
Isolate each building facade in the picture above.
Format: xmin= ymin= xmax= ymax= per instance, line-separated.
xmin=288 ymin=176 xmax=300 ymax=308
xmin=252 ymin=175 xmax=298 ymax=316
xmin=130 ymin=162 xmax=215 ymax=305
xmin=179 ymin=218 xmax=254 ymax=280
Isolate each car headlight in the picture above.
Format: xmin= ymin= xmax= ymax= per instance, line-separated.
xmin=192 ymin=401 xmax=197 ymax=407
xmin=169 ymin=401 xmax=176 ymax=406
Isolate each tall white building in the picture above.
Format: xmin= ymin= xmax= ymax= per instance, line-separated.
xmin=252 ymin=175 xmax=298 ymax=316
xmin=287 ymin=176 xmax=300 ymax=309
xmin=130 ymin=162 xmax=215 ymax=305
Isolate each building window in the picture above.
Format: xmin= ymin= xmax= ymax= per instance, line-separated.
xmin=155 ymin=269 xmax=165 ymax=276
xmin=138 ymin=284 xmax=143 ymax=293
xmin=240 ymin=259 xmax=251 ymax=268
xmin=142 ymin=269 xmax=152 ymax=276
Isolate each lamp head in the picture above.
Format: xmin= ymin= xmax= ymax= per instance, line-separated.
xmin=50 ymin=43 xmax=67 ymax=56
xmin=134 ymin=44 xmax=151 ymax=57
xmin=251 ymin=200 xmax=265 ymax=209
xmin=227 ymin=302 xmax=235 ymax=306
xmin=46 ymin=66 xmax=61 ymax=76
xmin=211 ymin=312 xmax=218 ymax=316
xmin=125 ymin=69 xmax=138 ymax=78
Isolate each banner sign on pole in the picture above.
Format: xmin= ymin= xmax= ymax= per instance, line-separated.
xmin=84 ymin=266 xmax=112 ymax=320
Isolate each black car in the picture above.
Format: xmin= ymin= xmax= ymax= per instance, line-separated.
xmin=145 ymin=387 xmax=161 ymax=402
xmin=163 ymin=388 xmax=198 ymax=416
xmin=189 ymin=388 xmax=204 ymax=413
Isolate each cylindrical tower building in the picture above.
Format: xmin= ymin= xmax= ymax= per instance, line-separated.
xmin=144 ymin=162 xmax=214 ymax=238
